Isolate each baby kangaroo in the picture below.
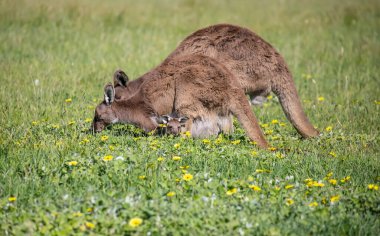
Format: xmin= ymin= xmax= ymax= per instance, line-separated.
xmin=113 ymin=24 xmax=319 ymax=139
xmin=93 ymin=55 xmax=269 ymax=148
xmin=155 ymin=113 xmax=189 ymax=136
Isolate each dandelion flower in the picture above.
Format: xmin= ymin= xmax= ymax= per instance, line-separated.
xmin=85 ymin=222 xmax=95 ymax=229
xmin=68 ymin=121 xmax=76 ymax=125
xmin=265 ymin=129 xmax=274 ymax=135
xmin=157 ymin=157 xmax=165 ymax=162
xmin=329 ymin=179 xmax=337 ymax=185
xmin=317 ymin=96 xmax=325 ymax=102
xmin=325 ymin=126 xmax=333 ymax=132
xmin=103 ymin=155 xmax=113 ymax=161
xmin=226 ymin=188 xmax=238 ymax=195
xmin=330 ymin=195 xmax=340 ymax=203
xmin=167 ymin=191 xmax=176 ymax=197
xmin=231 ymin=140 xmax=241 ymax=145
xmin=202 ymin=139 xmax=211 ymax=144
xmin=182 ymin=173 xmax=193 ymax=181
xmin=85 ymin=118 xmax=92 ymax=123
xmin=271 ymin=119 xmax=279 ymax=124
xmin=275 ymin=153 xmax=285 ymax=159
xmin=174 ymin=143 xmax=181 ymax=149
xmin=260 ymin=123 xmax=269 ymax=128
xmin=52 ymin=124 xmax=60 ymax=129
xmin=251 ymin=151 xmax=258 ymax=156
xmin=285 ymin=198 xmax=294 ymax=206
xmin=309 ymin=202 xmax=318 ymax=207
xmin=172 ymin=156 xmax=181 ymax=161
xmin=8 ymin=196 xmax=16 ymax=202
xmin=329 ymin=151 xmax=337 ymax=157
xmin=68 ymin=161 xmax=78 ymax=166
xmin=101 ymin=135 xmax=109 ymax=141
xmin=65 ymin=98 xmax=72 ymax=103
xmin=128 ymin=217 xmax=143 ymax=228
xmin=279 ymin=122 xmax=286 ymax=127
xmin=340 ymin=176 xmax=351 ymax=183
xmin=73 ymin=212 xmax=83 ymax=217
xmin=368 ymin=184 xmax=379 ymax=191
xmin=285 ymin=184 xmax=294 ymax=190
xmin=184 ymin=131 xmax=191 ymax=137
xmin=249 ymin=185 xmax=261 ymax=192
xmin=138 ymin=175 xmax=146 ymax=180
xmin=268 ymin=147 xmax=277 ymax=151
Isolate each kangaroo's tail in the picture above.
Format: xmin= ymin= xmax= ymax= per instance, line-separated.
xmin=272 ymin=75 xmax=319 ymax=138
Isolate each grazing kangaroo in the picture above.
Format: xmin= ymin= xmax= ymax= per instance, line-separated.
xmin=93 ymin=55 xmax=269 ymax=148
xmin=113 ymin=24 xmax=319 ymax=138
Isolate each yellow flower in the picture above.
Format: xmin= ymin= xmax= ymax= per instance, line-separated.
xmin=285 ymin=184 xmax=294 ymax=190
xmin=226 ymin=188 xmax=238 ymax=195
xmin=317 ymin=96 xmax=325 ymax=102
xmin=202 ymin=139 xmax=211 ymax=144
xmin=279 ymin=122 xmax=286 ymax=127
xmin=167 ymin=191 xmax=176 ymax=197
xmin=267 ymin=95 xmax=273 ymax=100
xmin=8 ymin=196 xmax=16 ymax=202
xmin=68 ymin=121 xmax=76 ymax=125
xmin=85 ymin=118 xmax=92 ymax=123
xmin=275 ymin=153 xmax=285 ymax=159
xmin=250 ymin=141 xmax=257 ymax=145
xmin=51 ymin=124 xmax=60 ymax=129
xmin=313 ymin=182 xmax=325 ymax=187
xmin=325 ymin=126 xmax=333 ymax=132
xmin=274 ymin=186 xmax=281 ymax=191
xmin=184 ymin=131 xmax=191 ymax=137
xmin=285 ymin=198 xmax=294 ymax=206
xmin=32 ymin=121 xmax=39 ymax=126
xmin=325 ymin=172 xmax=333 ymax=179
xmin=174 ymin=143 xmax=181 ymax=149
xmin=68 ymin=161 xmax=78 ymax=166
xmin=265 ymin=129 xmax=274 ymax=135
xmin=374 ymin=100 xmax=380 ymax=105
xmin=79 ymin=138 xmax=90 ymax=145
xmin=87 ymin=207 xmax=94 ymax=213
xmin=157 ymin=157 xmax=165 ymax=162
xmin=340 ymin=176 xmax=351 ymax=183
xmin=85 ymin=222 xmax=95 ymax=229
xmin=368 ymin=184 xmax=379 ymax=190
xmin=271 ymin=119 xmax=279 ymax=124
xmin=108 ymin=145 xmax=115 ymax=151
xmin=65 ymin=98 xmax=72 ymax=103
xmin=172 ymin=156 xmax=181 ymax=161
xmin=309 ymin=202 xmax=318 ymax=207
xmin=128 ymin=217 xmax=143 ymax=228
xmin=139 ymin=175 xmax=146 ymax=180
xmin=231 ymin=140 xmax=241 ymax=145
xmin=260 ymin=123 xmax=269 ymax=128
xmin=256 ymin=169 xmax=270 ymax=174
xmin=249 ymin=185 xmax=261 ymax=192
xmin=330 ymin=195 xmax=340 ymax=203
xmin=251 ymin=151 xmax=258 ymax=157
xmin=268 ymin=147 xmax=277 ymax=151
xmin=182 ymin=173 xmax=193 ymax=181
xmin=304 ymin=178 xmax=313 ymax=183
xmin=179 ymin=165 xmax=190 ymax=170
xmin=101 ymin=135 xmax=109 ymax=141
xmin=103 ymin=155 xmax=113 ymax=161
xmin=73 ymin=212 xmax=83 ymax=217
xmin=329 ymin=179 xmax=337 ymax=185
xmin=329 ymin=151 xmax=337 ymax=157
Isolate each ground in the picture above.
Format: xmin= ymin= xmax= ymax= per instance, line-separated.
xmin=0 ymin=0 xmax=379 ymax=235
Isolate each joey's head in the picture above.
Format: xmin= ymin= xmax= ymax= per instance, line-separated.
xmin=113 ymin=69 xmax=131 ymax=100
xmin=92 ymin=83 xmax=119 ymax=132
xmin=156 ymin=114 xmax=189 ymax=135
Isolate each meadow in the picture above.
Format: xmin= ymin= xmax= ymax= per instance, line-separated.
xmin=0 ymin=0 xmax=379 ymax=235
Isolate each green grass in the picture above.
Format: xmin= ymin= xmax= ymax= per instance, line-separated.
xmin=1 ymin=0 xmax=379 ymax=235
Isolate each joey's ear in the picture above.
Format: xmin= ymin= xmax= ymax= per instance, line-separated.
xmin=156 ymin=116 xmax=169 ymax=124
xmin=104 ymin=83 xmax=115 ymax=105
xmin=179 ymin=116 xmax=189 ymax=124
xmin=113 ymin=69 xmax=129 ymax=87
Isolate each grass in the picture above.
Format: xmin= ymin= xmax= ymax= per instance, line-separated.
xmin=1 ymin=0 xmax=379 ymax=235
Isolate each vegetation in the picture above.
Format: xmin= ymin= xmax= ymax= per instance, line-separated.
xmin=0 ymin=0 xmax=379 ymax=235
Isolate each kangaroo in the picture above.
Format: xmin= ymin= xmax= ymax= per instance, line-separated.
xmin=93 ymin=55 xmax=269 ymax=148
xmin=155 ymin=113 xmax=189 ymax=136
xmin=113 ymin=24 xmax=319 ymax=138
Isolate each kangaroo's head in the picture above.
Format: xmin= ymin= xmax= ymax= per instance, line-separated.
xmin=156 ymin=114 xmax=189 ymax=135
xmin=92 ymin=83 xmax=119 ymax=132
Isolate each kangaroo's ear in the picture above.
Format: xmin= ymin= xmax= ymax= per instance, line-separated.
xmin=179 ymin=116 xmax=189 ymax=124
xmin=113 ymin=70 xmax=129 ymax=87
xmin=156 ymin=115 xmax=169 ymax=124
xmin=104 ymin=83 xmax=115 ymax=105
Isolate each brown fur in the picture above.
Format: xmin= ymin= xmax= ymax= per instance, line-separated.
xmin=114 ymin=24 xmax=319 ymax=138
xmin=93 ymin=55 xmax=269 ymax=148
